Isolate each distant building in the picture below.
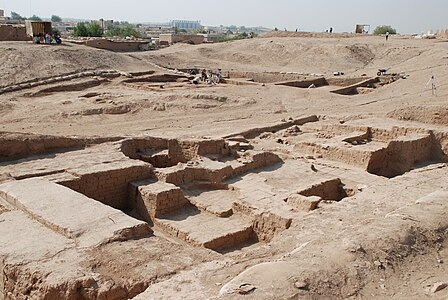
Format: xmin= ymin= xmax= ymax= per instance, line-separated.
xmin=0 ymin=9 xmax=5 ymax=24
xmin=53 ymin=22 xmax=76 ymax=34
xmin=355 ymin=24 xmax=370 ymax=34
xmin=169 ymin=20 xmax=201 ymax=30
xmin=92 ymin=19 xmax=114 ymax=31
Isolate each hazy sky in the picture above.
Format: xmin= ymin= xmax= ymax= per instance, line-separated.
xmin=1 ymin=0 xmax=447 ymax=34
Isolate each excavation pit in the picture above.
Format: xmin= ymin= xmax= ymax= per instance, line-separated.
xmin=298 ymin=178 xmax=354 ymax=202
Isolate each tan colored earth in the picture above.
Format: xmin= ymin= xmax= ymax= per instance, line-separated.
xmin=1 ymin=33 xmax=448 ymax=300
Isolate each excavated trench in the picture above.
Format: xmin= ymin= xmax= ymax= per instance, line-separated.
xmin=1 ymin=116 xmax=448 ymax=300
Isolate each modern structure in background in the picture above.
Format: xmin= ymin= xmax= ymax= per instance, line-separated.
xmin=355 ymin=24 xmax=370 ymax=34
xmin=93 ymin=19 xmax=114 ymax=32
xmin=169 ymin=20 xmax=201 ymax=30
xmin=0 ymin=9 xmax=5 ymax=23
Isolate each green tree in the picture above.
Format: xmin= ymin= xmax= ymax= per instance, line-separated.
xmin=73 ymin=22 xmax=103 ymax=37
xmin=28 ymin=15 xmax=42 ymax=21
xmin=87 ymin=23 xmax=103 ymax=37
xmin=11 ymin=11 xmax=25 ymax=20
xmin=106 ymin=26 xmax=140 ymax=38
xmin=51 ymin=15 xmax=62 ymax=22
xmin=373 ymin=25 xmax=397 ymax=35
xmin=73 ymin=22 xmax=89 ymax=37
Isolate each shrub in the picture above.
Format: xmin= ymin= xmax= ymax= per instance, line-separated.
xmin=87 ymin=23 xmax=103 ymax=37
xmin=374 ymin=25 xmax=397 ymax=35
xmin=73 ymin=22 xmax=88 ymax=37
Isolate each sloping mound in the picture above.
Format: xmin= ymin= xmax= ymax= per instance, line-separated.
xmin=0 ymin=42 xmax=154 ymax=87
xmin=262 ymin=31 xmax=355 ymax=39
xmin=387 ymin=106 xmax=448 ymax=125
xmin=142 ymin=37 xmax=377 ymax=74
xmin=140 ymin=35 xmax=434 ymax=80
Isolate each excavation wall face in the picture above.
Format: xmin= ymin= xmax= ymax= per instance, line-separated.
xmin=122 ymin=74 xmax=187 ymax=84
xmin=275 ymin=77 xmax=329 ymax=88
xmin=121 ymin=138 xmax=229 ymax=167
xmin=168 ymin=139 xmax=229 ymax=162
xmin=299 ymin=178 xmax=349 ymax=201
xmin=326 ymin=77 xmax=372 ymax=87
xmin=226 ymin=71 xmax=310 ymax=83
xmin=121 ymin=137 xmax=169 ymax=160
xmin=60 ymin=162 xmax=153 ymax=210
xmin=367 ymin=135 xmax=433 ymax=178
xmin=330 ymin=77 xmax=379 ymax=95
xmin=0 ymin=133 xmax=87 ymax=162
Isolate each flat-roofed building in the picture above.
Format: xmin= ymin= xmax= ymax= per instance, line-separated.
xmin=170 ymin=20 xmax=201 ymax=30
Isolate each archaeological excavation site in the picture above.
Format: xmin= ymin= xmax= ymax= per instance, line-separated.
xmin=1 ymin=32 xmax=448 ymax=299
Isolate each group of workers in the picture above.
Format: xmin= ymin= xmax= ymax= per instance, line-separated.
xmin=191 ymin=69 xmax=223 ymax=85
xmin=33 ymin=32 xmax=62 ymax=45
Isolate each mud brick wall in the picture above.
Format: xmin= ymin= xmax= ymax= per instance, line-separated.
xmin=0 ymin=25 xmax=29 ymax=41
xmin=232 ymin=152 xmax=282 ymax=177
xmin=85 ymin=39 xmax=147 ymax=52
xmin=159 ymin=34 xmax=204 ymax=45
xmin=202 ymin=227 xmax=254 ymax=251
xmin=60 ymin=163 xmax=153 ymax=210
xmin=156 ymin=165 xmax=234 ymax=186
xmin=432 ymin=131 xmax=448 ymax=158
xmin=294 ymin=142 xmax=373 ymax=169
xmin=370 ymin=127 xmax=429 ymax=142
xmin=367 ymin=134 xmax=433 ymax=178
xmin=135 ymin=182 xmax=187 ymax=220
xmin=168 ymin=139 xmax=229 ymax=163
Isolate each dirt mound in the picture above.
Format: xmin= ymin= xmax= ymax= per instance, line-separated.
xmin=262 ymin=31 xmax=355 ymax=39
xmin=387 ymin=106 xmax=448 ymax=125
xmin=1 ymin=34 xmax=448 ymax=300
xmin=0 ymin=42 xmax=154 ymax=87
xmin=140 ymin=36 xmax=428 ymax=76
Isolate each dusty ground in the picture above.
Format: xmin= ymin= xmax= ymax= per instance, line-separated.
xmin=1 ymin=33 xmax=448 ymax=299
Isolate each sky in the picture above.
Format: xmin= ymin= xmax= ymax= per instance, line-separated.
xmin=1 ymin=0 xmax=447 ymax=34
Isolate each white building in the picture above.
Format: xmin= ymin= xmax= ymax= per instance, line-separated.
xmin=169 ymin=20 xmax=201 ymax=30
